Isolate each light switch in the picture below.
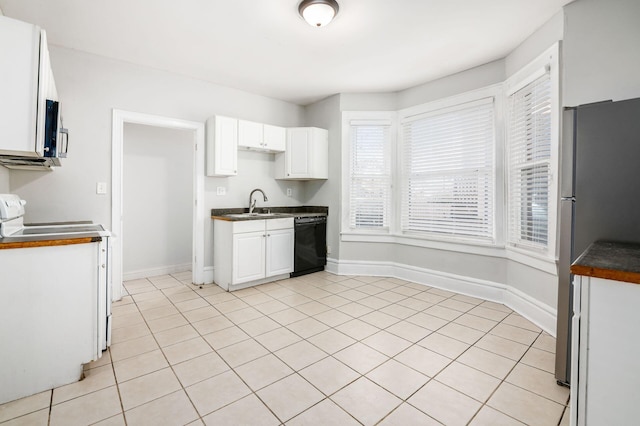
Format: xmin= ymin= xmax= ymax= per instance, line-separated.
xmin=217 ymin=187 xmax=226 ymax=196
xmin=96 ymin=182 xmax=107 ymax=195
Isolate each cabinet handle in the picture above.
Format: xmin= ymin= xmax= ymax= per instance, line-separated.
xmin=267 ymin=234 xmax=271 ymax=237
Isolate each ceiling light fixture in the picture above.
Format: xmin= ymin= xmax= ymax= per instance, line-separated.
xmin=298 ymin=0 xmax=339 ymax=27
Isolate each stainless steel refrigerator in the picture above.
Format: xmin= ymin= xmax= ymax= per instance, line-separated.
xmin=556 ymin=97 xmax=640 ymax=385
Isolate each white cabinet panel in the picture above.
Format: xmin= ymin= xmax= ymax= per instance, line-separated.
xmin=572 ymin=275 xmax=640 ymax=425
xmin=238 ymin=119 xmax=263 ymax=150
xmin=287 ymin=128 xmax=311 ymax=178
xmin=266 ymin=228 xmax=294 ymax=277
xmin=0 ymin=241 xmax=105 ymax=404
xmin=238 ymin=120 xmax=286 ymax=153
xmin=0 ymin=16 xmax=63 ymax=167
xmin=233 ymin=231 xmax=265 ymax=284
xmin=206 ymin=115 xmax=237 ymax=176
xmin=263 ymin=124 xmax=286 ymax=152
xmin=0 ymin=17 xmax=40 ymax=156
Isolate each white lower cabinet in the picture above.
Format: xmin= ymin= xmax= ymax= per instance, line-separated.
xmin=571 ymin=274 xmax=640 ymax=425
xmin=214 ymin=218 xmax=293 ymax=290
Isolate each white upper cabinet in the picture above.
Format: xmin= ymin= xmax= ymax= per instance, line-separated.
xmin=275 ymin=127 xmax=329 ymax=180
xmin=262 ymin=124 xmax=286 ymax=152
xmin=206 ymin=115 xmax=237 ymax=177
xmin=0 ymin=16 xmax=65 ymax=167
xmin=237 ymin=120 xmax=286 ymax=153
xmin=237 ymin=119 xmax=263 ymax=150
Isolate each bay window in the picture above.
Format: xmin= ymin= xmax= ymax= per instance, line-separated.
xmin=400 ymin=98 xmax=496 ymax=243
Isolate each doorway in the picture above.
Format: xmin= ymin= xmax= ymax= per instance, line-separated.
xmin=112 ymin=110 xmax=205 ymax=301
xmin=123 ymin=123 xmax=193 ymax=280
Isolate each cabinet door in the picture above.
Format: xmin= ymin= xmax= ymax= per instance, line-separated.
xmin=238 ymin=120 xmax=263 ymax=150
xmin=263 ymin=124 xmax=286 ymax=152
xmin=266 ymin=228 xmax=294 ymax=277
xmin=310 ymin=127 xmax=329 ymax=179
xmin=232 ymin=231 xmax=265 ymax=284
xmin=286 ymin=128 xmax=310 ymax=178
xmin=0 ymin=17 xmax=40 ymax=156
xmin=206 ymin=116 xmax=237 ymax=176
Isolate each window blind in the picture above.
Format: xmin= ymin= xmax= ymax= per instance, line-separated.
xmin=507 ymin=72 xmax=551 ymax=249
xmin=401 ymin=98 xmax=495 ymax=241
xmin=349 ymin=122 xmax=391 ymax=229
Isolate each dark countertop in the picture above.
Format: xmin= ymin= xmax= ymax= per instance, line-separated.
xmin=571 ymin=241 xmax=640 ymax=285
xmin=212 ymin=206 xmax=328 ymax=221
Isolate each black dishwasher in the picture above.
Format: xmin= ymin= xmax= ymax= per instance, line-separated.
xmin=292 ymin=215 xmax=327 ymax=277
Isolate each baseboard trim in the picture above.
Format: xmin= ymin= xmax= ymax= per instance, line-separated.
xmin=331 ymin=258 xmax=557 ymax=336
xmin=123 ymin=263 xmax=191 ymax=281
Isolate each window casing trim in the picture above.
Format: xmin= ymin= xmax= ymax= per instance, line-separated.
xmin=341 ymin=111 xmax=397 ymax=235
xmin=397 ymin=84 xmax=504 ymax=246
xmin=504 ymin=42 xmax=561 ymax=262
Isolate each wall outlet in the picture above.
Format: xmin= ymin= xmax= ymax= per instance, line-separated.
xmin=326 ymin=245 xmax=332 ymax=254
xmin=286 ymin=188 xmax=292 ymax=197
xmin=96 ymin=182 xmax=107 ymax=195
xmin=216 ymin=187 xmax=226 ymax=196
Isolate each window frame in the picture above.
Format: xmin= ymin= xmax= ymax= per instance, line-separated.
xmin=399 ymin=96 xmax=497 ymax=244
xmin=341 ymin=111 xmax=396 ymax=235
xmin=504 ymin=43 xmax=561 ymax=261
xmin=397 ymin=85 xmax=504 ymax=247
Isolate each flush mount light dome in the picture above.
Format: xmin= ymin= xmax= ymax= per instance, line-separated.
xmin=298 ymin=0 xmax=339 ymax=27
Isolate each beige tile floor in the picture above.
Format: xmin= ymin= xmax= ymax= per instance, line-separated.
xmin=0 ymin=271 xmax=571 ymax=426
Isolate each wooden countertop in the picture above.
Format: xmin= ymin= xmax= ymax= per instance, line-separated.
xmin=0 ymin=235 xmax=102 ymax=250
xmin=571 ymin=241 xmax=640 ymax=285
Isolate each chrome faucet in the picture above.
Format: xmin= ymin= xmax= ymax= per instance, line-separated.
xmin=249 ymin=188 xmax=268 ymax=214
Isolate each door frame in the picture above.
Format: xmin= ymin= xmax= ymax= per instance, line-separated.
xmin=111 ymin=109 xmax=205 ymax=300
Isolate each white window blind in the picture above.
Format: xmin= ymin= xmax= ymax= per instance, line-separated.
xmin=349 ymin=121 xmax=391 ymax=229
xmin=401 ymin=98 xmax=495 ymax=241
xmin=507 ymin=72 xmax=551 ymax=249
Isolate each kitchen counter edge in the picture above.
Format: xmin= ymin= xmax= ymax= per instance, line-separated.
xmin=0 ymin=234 xmax=103 ymax=249
xmin=212 ymin=206 xmax=328 ymax=222
xmin=571 ymin=240 xmax=640 ymax=285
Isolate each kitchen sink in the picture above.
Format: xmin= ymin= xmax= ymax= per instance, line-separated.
xmin=225 ymin=213 xmax=286 ymax=219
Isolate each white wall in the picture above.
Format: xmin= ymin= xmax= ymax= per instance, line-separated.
xmin=397 ymin=59 xmax=505 ymax=109
xmin=505 ymin=11 xmax=564 ymax=78
xmin=339 ymin=93 xmax=397 ymax=111
xmin=123 ymin=123 xmax=192 ymax=277
xmin=8 ymin=46 xmax=305 ymax=273
xmin=0 ymin=167 xmax=8 ymax=193
xmin=563 ymin=0 xmax=640 ymax=106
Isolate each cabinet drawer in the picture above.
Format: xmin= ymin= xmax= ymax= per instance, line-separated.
xmin=232 ymin=220 xmax=265 ymax=234
xmin=266 ymin=218 xmax=293 ymax=231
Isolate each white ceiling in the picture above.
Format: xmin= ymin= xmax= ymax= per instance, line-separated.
xmin=0 ymin=0 xmax=573 ymax=105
